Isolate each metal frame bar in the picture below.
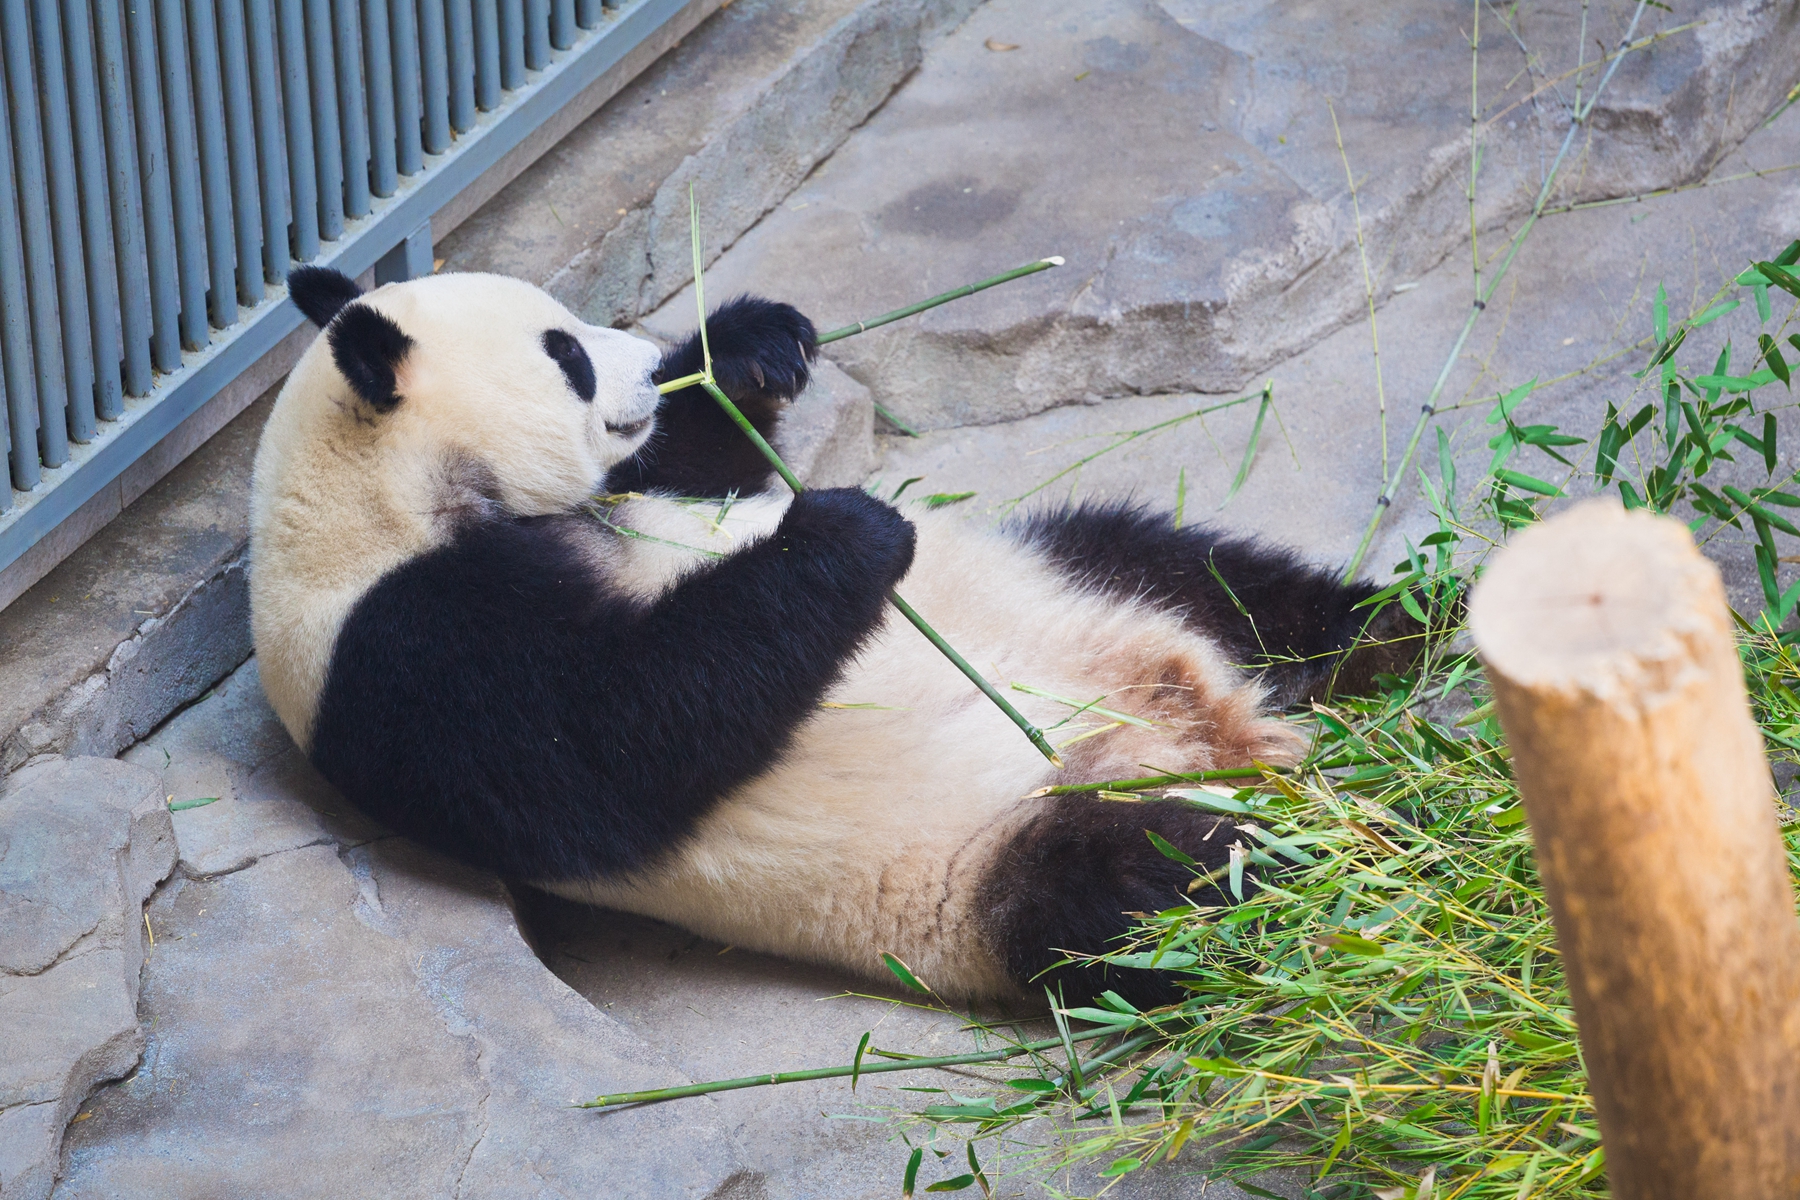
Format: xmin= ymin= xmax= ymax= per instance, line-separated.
xmin=187 ymin=0 xmax=241 ymax=329
xmin=31 ymin=0 xmax=98 ymax=444
xmin=0 ymin=0 xmax=698 ymax=575
xmin=94 ymin=0 xmax=154 ymax=398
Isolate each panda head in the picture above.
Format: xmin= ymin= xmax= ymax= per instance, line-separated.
xmin=283 ymin=266 xmax=662 ymax=515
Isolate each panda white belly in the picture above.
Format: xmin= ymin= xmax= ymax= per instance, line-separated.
xmin=545 ymin=495 xmax=1300 ymax=999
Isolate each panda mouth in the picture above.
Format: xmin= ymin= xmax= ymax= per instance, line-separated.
xmin=609 ymin=416 xmax=652 ymax=438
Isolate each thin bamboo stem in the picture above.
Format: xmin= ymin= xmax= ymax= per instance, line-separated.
xmin=701 ymin=379 xmax=803 ymax=492
xmin=889 ymin=592 xmax=1065 ymax=767
xmin=583 ymin=1026 xmax=1120 ymax=1108
xmin=668 ymin=189 xmax=1061 ymax=765
xmin=1539 ymin=162 xmax=1800 ymax=216
xmin=817 ymin=258 xmax=1064 ymax=344
xmin=1025 ymin=752 xmax=1384 ymax=798
xmin=1340 ymin=0 xmax=1653 ymax=582
xmin=1469 ymin=0 xmax=1481 ymax=312
xmin=694 ymin=380 xmax=1062 ymax=766
xmin=1329 ymin=98 xmax=1388 ymax=488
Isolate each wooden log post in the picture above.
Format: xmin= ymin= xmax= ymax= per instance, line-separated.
xmin=1468 ymin=500 xmax=1800 ymax=1198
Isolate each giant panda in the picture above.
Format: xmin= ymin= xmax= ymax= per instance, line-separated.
xmin=250 ymin=265 xmax=1420 ymax=1008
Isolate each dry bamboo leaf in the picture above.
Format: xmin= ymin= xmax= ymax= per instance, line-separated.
xmin=984 ymin=38 xmax=1019 ymax=51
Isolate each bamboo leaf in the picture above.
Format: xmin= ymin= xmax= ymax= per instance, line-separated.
xmin=1314 ymin=932 xmax=1386 ymax=956
xmin=1762 ymin=334 xmax=1792 ymax=387
xmin=851 ymin=1031 xmax=871 ymax=1092
xmin=1756 ymin=260 xmax=1800 ymax=298
xmin=1693 ymin=299 xmax=1741 ymax=326
xmin=1146 ymin=829 xmax=1197 ymax=866
xmin=1220 ymin=384 xmax=1273 ymax=510
xmin=1494 ymin=469 xmax=1562 ymax=497
xmin=1484 ymin=378 xmax=1538 ymax=425
xmin=1435 ymin=427 xmax=1456 ymax=500
xmin=921 ymin=491 xmax=976 ymax=509
xmin=1693 ymin=372 xmax=1775 ymax=392
xmin=882 ymin=952 xmax=931 ymax=994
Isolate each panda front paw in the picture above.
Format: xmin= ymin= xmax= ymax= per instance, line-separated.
xmin=659 ymin=296 xmax=818 ymax=406
xmin=781 ymin=488 xmax=916 ymax=592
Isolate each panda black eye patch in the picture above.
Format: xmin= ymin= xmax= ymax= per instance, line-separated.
xmin=542 ymin=329 xmax=597 ymax=402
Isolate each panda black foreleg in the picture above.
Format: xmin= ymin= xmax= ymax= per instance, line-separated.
xmin=310 ymin=488 xmax=912 ymax=882
xmin=1010 ymin=500 xmax=1426 ymax=707
xmin=609 ymin=296 xmax=818 ymax=497
xmin=976 ymin=799 xmax=1253 ymax=1008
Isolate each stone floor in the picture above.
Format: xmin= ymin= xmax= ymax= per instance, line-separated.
xmin=8 ymin=0 xmax=1800 ymax=1196
xmin=40 ymin=663 xmax=1244 ymax=1199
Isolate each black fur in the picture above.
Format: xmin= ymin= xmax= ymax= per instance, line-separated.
xmin=289 ymin=265 xmax=363 ymax=328
xmin=608 ymin=296 xmax=817 ymax=497
xmin=328 ymin=304 xmax=414 ymax=413
xmin=1012 ymin=500 xmax=1423 ymax=706
xmin=979 ymin=799 xmax=1254 ymax=1008
xmin=542 ymin=329 xmax=596 ymax=402
xmin=309 ymin=487 xmax=914 ymax=880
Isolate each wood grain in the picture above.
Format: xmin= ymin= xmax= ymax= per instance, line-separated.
xmin=1469 ymin=500 xmax=1800 ymax=1198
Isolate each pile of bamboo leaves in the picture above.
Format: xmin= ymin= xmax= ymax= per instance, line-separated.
xmin=862 ymin=245 xmax=1800 ymax=1199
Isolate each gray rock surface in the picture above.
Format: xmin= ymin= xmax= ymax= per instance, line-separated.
xmin=0 ymin=759 xmax=174 ymax=1200
xmin=776 ymin=358 xmax=877 ymax=487
xmin=52 ymin=660 xmax=1273 ymax=1199
xmin=642 ymin=0 xmax=1799 ymax=429
xmin=438 ymin=0 xmax=983 ymax=327
xmin=56 ymin=662 xmax=745 ymax=1200
xmin=0 ymin=394 xmax=270 ymax=776
xmin=531 ymin=897 xmax=1274 ymax=1199
xmin=865 ymin=91 xmax=1800 ymax=603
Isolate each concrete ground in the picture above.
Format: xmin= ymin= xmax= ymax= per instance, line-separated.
xmin=7 ymin=0 xmax=1800 ymax=1197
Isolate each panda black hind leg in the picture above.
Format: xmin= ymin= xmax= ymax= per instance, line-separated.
xmin=607 ymin=296 xmax=817 ymax=497
xmin=1011 ymin=499 xmax=1428 ymax=707
xmin=977 ymin=797 xmax=1258 ymax=1009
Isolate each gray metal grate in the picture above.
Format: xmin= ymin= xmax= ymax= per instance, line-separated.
xmin=0 ymin=0 xmax=683 ymax=573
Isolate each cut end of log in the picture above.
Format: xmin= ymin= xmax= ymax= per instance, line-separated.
xmin=1468 ymin=499 xmax=1726 ymax=701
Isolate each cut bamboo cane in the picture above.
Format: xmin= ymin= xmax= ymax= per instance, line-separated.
xmin=1468 ymin=500 xmax=1800 ymax=1199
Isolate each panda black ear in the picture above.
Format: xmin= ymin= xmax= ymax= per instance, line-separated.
xmin=328 ymin=304 xmax=413 ymax=413
xmin=289 ymin=265 xmax=363 ymax=327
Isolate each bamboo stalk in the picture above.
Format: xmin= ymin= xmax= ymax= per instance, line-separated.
xmin=693 ymin=374 xmax=1061 ymax=765
xmin=816 ymin=257 xmax=1063 ymax=345
xmin=658 ymin=188 xmax=1062 ymax=766
xmin=1025 ymin=752 xmax=1384 ymax=798
xmin=1469 ymin=501 xmax=1800 ymax=1198
xmin=583 ymin=1025 xmax=1120 ymax=1108
xmin=654 ymin=257 xmax=1065 ymax=397
xmin=1340 ymin=0 xmax=1653 ymax=581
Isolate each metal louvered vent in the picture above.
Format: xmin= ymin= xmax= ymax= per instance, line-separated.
xmin=0 ymin=0 xmax=689 ymax=579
